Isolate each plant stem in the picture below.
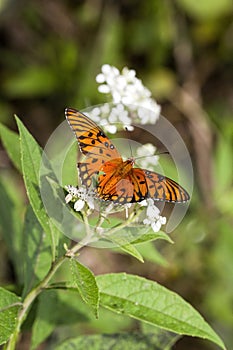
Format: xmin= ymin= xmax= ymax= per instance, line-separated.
xmin=6 ymin=205 xmax=143 ymax=349
xmin=102 ymin=206 xmax=143 ymax=237
xmin=6 ymin=234 xmax=94 ymax=350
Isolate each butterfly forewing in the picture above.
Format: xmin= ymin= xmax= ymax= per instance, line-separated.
xmin=65 ymin=108 xmax=122 ymax=188
xmin=65 ymin=108 xmax=121 ymax=159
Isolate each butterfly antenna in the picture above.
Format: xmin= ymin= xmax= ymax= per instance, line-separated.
xmin=124 ymin=126 xmax=134 ymax=158
xmin=158 ymin=151 xmax=169 ymax=156
xmin=134 ymin=151 xmax=170 ymax=161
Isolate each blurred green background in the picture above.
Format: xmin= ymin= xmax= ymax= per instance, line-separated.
xmin=0 ymin=0 xmax=232 ymax=349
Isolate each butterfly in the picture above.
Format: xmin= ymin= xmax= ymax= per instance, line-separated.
xmin=65 ymin=108 xmax=190 ymax=204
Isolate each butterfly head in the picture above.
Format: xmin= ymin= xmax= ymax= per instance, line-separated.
xmin=126 ymin=157 xmax=135 ymax=166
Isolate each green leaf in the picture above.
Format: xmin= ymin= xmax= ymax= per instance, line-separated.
xmin=89 ymin=305 xmax=132 ymax=334
xmin=15 ymin=116 xmax=45 ymax=219
xmin=136 ymin=241 xmax=168 ymax=267
xmin=69 ymin=259 xmax=99 ymax=318
xmin=107 ymin=226 xmax=172 ymax=247
xmin=113 ymin=241 xmax=167 ymax=266
xmin=61 ymin=140 xmax=78 ymax=186
xmin=110 ymin=235 xmax=144 ymax=263
xmin=107 ymin=227 xmax=172 ymax=263
xmin=0 ymin=123 xmax=21 ymax=172
xmin=142 ymin=323 xmax=181 ymax=350
xmin=15 ymin=116 xmax=61 ymax=260
xmin=44 ymin=176 xmax=83 ymax=239
xmin=176 ymin=0 xmax=232 ymax=20
xmin=119 ymin=243 xmax=144 ymax=263
xmin=54 ymin=332 xmax=178 ymax=350
xmin=31 ymin=289 xmax=90 ymax=350
xmin=97 ymin=273 xmax=226 ymax=350
xmin=22 ymin=206 xmax=52 ymax=297
xmin=132 ymin=230 xmax=173 ymax=245
xmin=0 ymin=287 xmax=22 ymax=345
xmin=31 ymin=288 xmax=131 ymax=349
xmin=0 ymin=177 xmax=24 ymax=282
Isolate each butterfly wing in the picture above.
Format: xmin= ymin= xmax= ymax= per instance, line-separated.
xmin=130 ymin=168 xmax=190 ymax=203
xmin=65 ymin=108 xmax=189 ymax=203
xmin=65 ymin=108 xmax=122 ymax=187
xmin=97 ymin=162 xmax=189 ymax=204
xmin=97 ymin=166 xmax=189 ymax=204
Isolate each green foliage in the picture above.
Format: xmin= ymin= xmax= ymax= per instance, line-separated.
xmin=22 ymin=206 xmax=52 ymax=297
xmin=0 ymin=288 xmax=22 ymax=345
xmin=176 ymin=0 xmax=233 ymax=20
xmin=214 ymin=134 xmax=233 ymax=213
xmin=0 ymin=178 xmax=24 ymax=283
xmin=135 ymin=241 xmax=168 ymax=266
xmin=109 ymin=227 xmax=172 ymax=263
xmin=204 ymin=220 xmax=233 ymax=327
xmin=31 ymin=289 xmax=90 ymax=350
xmin=108 ymin=235 xmax=144 ymax=263
xmin=97 ymin=273 xmax=225 ymax=350
xmin=0 ymin=117 xmax=226 ymax=350
xmin=3 ymin=66 xmax=57 ymax=98
xmin=69 ymin=259 xmax=99 ymax=318
xmin=62 ymin=140 xmax=78 ymax=186
xmin=106 ymin=227 xmax=172 ymax=262
xmin=0 ymin=1 xmax=232 ymax=347
xmin=15 ymin=116 xmax=62 ymax=261
xmin=0 ymin=123 xmax=21 ymax=172
xmin=54 ymin=332 xmax=177 ymax=350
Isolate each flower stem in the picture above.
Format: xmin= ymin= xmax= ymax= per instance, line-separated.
xmin=104 ymin=206 xmax=143 ymax=237
xmin=6 ymin=233 xmax=95 ymax=350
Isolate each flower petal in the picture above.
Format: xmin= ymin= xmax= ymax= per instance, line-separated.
xmin=74 ymin=199 xmax=85 ymax=211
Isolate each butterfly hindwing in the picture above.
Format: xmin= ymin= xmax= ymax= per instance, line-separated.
xmin=131 ymin=168 xmax=189 ymax=203
xmin=128 ymin=168 xmax=148 ymax=202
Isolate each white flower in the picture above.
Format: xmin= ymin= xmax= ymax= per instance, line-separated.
xmin=65 ymin=185 xmax=79 ymax=203
xmin=104 ymin=124 xmax=117 ymax=134
xmin=135 ymin=143 xmax=159 ymax=169
xmin=65 ymin=193 xmax=73 ymax=204
xmin=136 ymin=143 xmax=156 ymax=157
xmin=141 ymin=198 xmax=166 ymax=232
xmin=109 ymin=104 xmax=131 ymax=126
xmin=65 ymin=185 xmax=95 ymax=212
xmin=124 ymin=203 xmax=132 ymax=219
xmin=74 ymin=199 xmax=85 ymax=211
xmin=98 ymin=84 xmax=110 ymax=93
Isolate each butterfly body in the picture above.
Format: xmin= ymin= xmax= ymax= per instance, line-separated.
xmin=65 ymin=108 xmax=190 ymax=204
xmin=97 ymin=158 xmax=136 ymax=202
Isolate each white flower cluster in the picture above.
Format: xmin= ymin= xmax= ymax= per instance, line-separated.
xmin=65 ymin=186 xmax=166 ymax=233
xmin=140 ymin=198 xmax=166 ymax=232
xmin=65 ymin=185 xmax=94 ymax=212
xmin=87 ymin=64 xmax=161 ymax=133
xmin=86 ymin=103 xmax=131 ymax=134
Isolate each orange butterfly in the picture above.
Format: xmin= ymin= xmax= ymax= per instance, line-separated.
xmin=65 ymin=108 xmax=190 ymax=204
